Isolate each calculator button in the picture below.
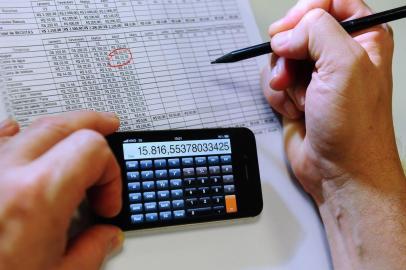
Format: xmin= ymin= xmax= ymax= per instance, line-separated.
xmin=195 ymin=156 xmax=206 ymax=166
xmin=168 ymin=158 xmax=180 ymax=168
xmin=171 ymin=189 xmax=183 ymax=199
xmin=185 ymin=188 xmax=197 ymax=197
xmin=143 ymin=192 xmax=156 ymax=201
xmin=141 ymin=170 xmax=154 ymax=180
xmin=220 ymin=155 xmax=232 ymax=164
xmin=208 ymin=156 xmax=219 ymax=165
xmin=173 ymin=210 xmax=186 ymax=219
xmin=130 ymin=203 xmax=143 ymax=214
xmin=184 ymin=178 xmax=196 ymax=187
xmin=199 ymin=197 xmax=211 ymax=207
xmin=157 ymin=190 xmax=170 ymax=200
xmin=222 ymin=165 xmax=233 ymax=174
xmin=144 ymin=202 xmax=157 ymax=212
xmin=197 ymin=177 xmax=209 ymax=185
xmin=209 ymin=166 xmax=220 ymax=175
xmin=156 ymin=180 xmax=169 ymax=190
xmin=212 ymin=196 xmax=224 ymax=205
xmin=225 ymin=195 xmax=238 ymax=213
xmin=160 ymin=211 xmax=172 ymax=221
xmin=186 ymin=198 xmax=198 ymax=208
xmin=140 ymin=160 xmax=153 ymax=169
xmin=155 ymin=169 xmax=168 ymax=179
xmin=210 ymin=176 xmax=222 ymax=185
xmin=213 ymin=206 xmax=226 ymax=215
xmin=159 ymin=201 xmax=171 ymax=211
xmin=172 ymin=199 xmax=185 ymax=209
xmin=222 ymin=175 xmax=234 ymax=184
xmin=126 ymin=161 xmax=138 ymax=170
xmin=169 ymin=169 xmax=181 ymax=178
xmin=224 ymin=185 xmax=235 ymax=194
xmin=196 ymin=167 xmax=208 ymax=176
xmin=182 ymin=157 xmax=194 ymax=166
xmin=131 ymin=214 xmax=144 ymax=224
xmin=183 ymin=168 xmax=195 ymax=177
xmin=127 ymin=172 xmax=140 ymax=181
xmin=187 ymin=207 xmax=212 ymax=217
xmin=145 ymin=213 xmax=158 ymax=222
xmin=170 ymin=179 xmax=182 ymax=188
xmin=198 ymin=187 xmax=210 ymax=196
xmin=154 ymin=159 xmax=167 ymax=169
xmin=142 ymin=181 xmax=155 ymax=191
xmin=128 ymin=182 xmax=141 ymax=192
xmin=129 ymin=193 xmax=142 ymax=203
xmin=211 ymin=186 xmax=223 ymax=195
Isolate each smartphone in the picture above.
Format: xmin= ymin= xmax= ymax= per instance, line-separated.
xmin=104 ymin=128 xmax=263 ymax=231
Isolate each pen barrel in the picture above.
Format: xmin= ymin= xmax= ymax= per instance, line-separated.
xmin=341 ymin=5 xmax=406 ymax=33
xmin=230 ymin=42 xmax=272 ymax=62
xmin=213 ymin=5 xmax=406 ymax=64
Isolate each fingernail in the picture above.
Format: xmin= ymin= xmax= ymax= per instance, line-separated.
xmin=102 ymin=112 xmax=118 ymax=119
xmin=269 ymin=19 xmax=284 ymax=34
xmin=270 ymin=57 xmax=283 ymax=81
xmin=109 ymin=230 xmax=124 ymax=253
xmin=284 ymin=101 xmax=298 ymax=119
xmin=296 ymin=92 xmax=306 ymax=107
xmin=0 ymin=118 xmax=16 ymax=129
xmin=272 ymin=30 xmax=291 ymax=49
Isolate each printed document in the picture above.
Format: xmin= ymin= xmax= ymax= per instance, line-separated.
xmin=0 ymin=0 xmax=278 ymax=134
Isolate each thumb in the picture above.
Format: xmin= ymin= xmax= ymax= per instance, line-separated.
xmin=283 ymin=117 xmax=305 ymax=176
xmin=58 ymin=225 xmax=124 ymax=270
xmin=0 ymin=118 xmax=20 ymax=137
xmin=271 ymin=8 xmax=364 ymax=64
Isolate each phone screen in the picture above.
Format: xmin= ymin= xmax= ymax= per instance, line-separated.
xmin=105 ymin=128 xmax=262 ymax=231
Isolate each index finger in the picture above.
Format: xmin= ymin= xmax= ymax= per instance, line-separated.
xmin=31 ymin=129 xmax=122 ymax=219
xmin=5 ymin=111 xmax=120 ymax=163
xmin=269 ymin=0 xmax=373 ymax=36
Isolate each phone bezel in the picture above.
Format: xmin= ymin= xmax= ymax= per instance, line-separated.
xmin=105 ymin=128 xmax=263 ymax=231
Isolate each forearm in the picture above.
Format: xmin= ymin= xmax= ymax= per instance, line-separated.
xmin=319 ymin=169 xmax=406 ymax=270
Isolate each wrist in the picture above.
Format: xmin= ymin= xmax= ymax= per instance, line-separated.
xmin=318 ymin=168 xmax=406 ymax=270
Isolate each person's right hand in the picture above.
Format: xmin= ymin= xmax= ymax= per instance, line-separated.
xmin=262 ymin=1 xmax=406 ymax=268
xmin=261 ymin=0 xmax=405 ymax=202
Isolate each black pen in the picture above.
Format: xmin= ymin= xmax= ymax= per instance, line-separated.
xmin=211 ymin=5 xmax=406 ymax=64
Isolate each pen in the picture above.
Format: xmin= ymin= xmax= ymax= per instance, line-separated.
xmin=211 ymin=5 xmax=406 ymax=64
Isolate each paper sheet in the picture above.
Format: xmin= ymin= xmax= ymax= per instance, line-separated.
xmin=0 ymin=0 xmax=278 ymax=134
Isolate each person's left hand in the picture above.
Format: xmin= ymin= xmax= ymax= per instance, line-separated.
xmin=0 ymin=111 xmax=123 ymax=270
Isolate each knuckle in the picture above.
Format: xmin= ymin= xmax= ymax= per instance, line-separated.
xmin=31 ymin=116 xmax=71 ymax=138
xmin=73 ymin=129 xmax=107 ymax=148
xmin=302 ymin=8 xmax=329 ymax=25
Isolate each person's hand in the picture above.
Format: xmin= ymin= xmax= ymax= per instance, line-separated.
xmin=0 ymin=112 xmax=123 ymax=270
xmin=262 ymin=0 xmax=404 ymax=202
xmin=261 ymin=0 xmax=406 ymax=269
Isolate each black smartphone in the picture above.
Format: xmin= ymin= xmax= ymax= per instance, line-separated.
xmin=105 ymin=128 xmax=263 ymax=231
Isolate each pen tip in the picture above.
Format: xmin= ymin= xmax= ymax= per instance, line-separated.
xmin=211 ymin=60 xmax=217 ymax=64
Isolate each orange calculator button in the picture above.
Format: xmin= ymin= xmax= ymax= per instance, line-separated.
xmin=225 ymin=195 xmax=238 ymax=213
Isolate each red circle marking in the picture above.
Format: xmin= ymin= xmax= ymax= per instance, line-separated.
xmin=107 ymin=48 xmax=133 ymax=68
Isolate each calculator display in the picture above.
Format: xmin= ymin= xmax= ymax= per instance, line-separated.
xmin=123 ymin=139 xmax=231 ymax=159
xmin=105 ymin=128 xmax=262 ymax=231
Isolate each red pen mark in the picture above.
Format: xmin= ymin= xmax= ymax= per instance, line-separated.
xmin=107 ymin=48 xmax=133 ymax=68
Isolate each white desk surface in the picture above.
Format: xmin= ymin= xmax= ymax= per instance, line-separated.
xmin=105 ymin=1 xmax=406 ymax=269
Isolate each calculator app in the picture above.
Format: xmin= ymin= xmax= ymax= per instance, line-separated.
xmin=123 ymin=137 xmax=237 ymax=225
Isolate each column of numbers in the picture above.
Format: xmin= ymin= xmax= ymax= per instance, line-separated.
xmin=125 ymin=31 xmax=156 ymax=130
xmin=31 ymin=0 xmax=62 ymax=34
xmin=43 ymin=38 xmax=78 ymax=113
